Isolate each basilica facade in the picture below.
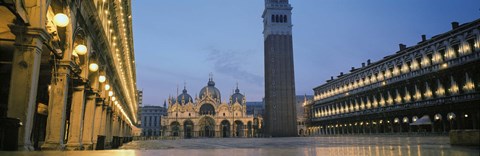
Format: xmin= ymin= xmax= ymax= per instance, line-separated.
xmin=161 ymin=77 xmax=262 ymax=138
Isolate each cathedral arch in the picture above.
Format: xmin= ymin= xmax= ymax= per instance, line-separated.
xmin=170 ymin=121 xmax=180 ymax=137
xmin=234 ymin=120 xmax=244 ymax=137
xmin=221 ymin=120 xmax=231 ymax=137
xmin=200 ymin=103 xmax=216 ymax=115
xmin=199 ymin=116 xmax=215 ymax=137
xmin=183 ymin=120 xmax=194 ymax=138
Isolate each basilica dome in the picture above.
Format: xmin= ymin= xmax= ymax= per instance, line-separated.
xmin=199 ymin=78 xmax=221 ymax=101
xmin=230 ymin=87 xmax=245 ymax=104
xmin=177 ymin=88 xmax=193 ymax=105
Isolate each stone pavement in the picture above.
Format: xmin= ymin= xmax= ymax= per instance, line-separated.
xmin=1 ymin=136 xmax=479 ymax=156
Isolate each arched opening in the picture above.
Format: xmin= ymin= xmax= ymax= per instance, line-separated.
xmin=170 ymin=121 xmax=180 ymax=137
xmin=200 ymin=103 xmax=215 ymax=115
xmin=283 ymin=15 xmax=287 ymax=23
xmin=221 ymin=120 xmax=230 ymax=137
xmin=275 ymin=15 xmax=279 ymax=23
xmin=271 ymin=15 xmax=275 ymax=22
xmin=184 ymin=120 xmax=194 ymax=138
xmin=247 ymin=121 xmax=252 ymax=137
xmin=447 ymin=112 xmax=456 ymax=131
xmin=253 ymin=118 xmax=259 ymax=137
xmin=299 ymin=129 xmax=304 ymax=136
xmin=199 ymin=116 xmax=215 ymax=137
xmin=234 ymin=120 xmax=244 ymax=137
xmin=433 ymin=114 xmax=443 ymax=133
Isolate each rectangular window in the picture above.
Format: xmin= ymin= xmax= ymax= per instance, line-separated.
xmin=143 ymin=116 xmax=147 ymax=127
xmin=427 ymin=53 xmax=433 ymax=62
xmin=467 ymin=38 xmax=476 ymax=52
xmin=439 ymin=49 xmax=446 ymax=61
xmin=452 ymin=44 xmax=460 ymax=57
xmin=149 ymin=116 xmax=152 ymax=127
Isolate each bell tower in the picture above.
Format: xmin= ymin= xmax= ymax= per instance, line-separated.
xmin=262 ymin=0 xmax=297 ymax=137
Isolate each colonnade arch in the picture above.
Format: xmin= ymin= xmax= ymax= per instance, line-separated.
xmin=198 ymin=116 xmax=215 ymax=137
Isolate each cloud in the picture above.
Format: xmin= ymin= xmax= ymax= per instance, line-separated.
xmin=205 ymin=47 xmax=263 ymax=87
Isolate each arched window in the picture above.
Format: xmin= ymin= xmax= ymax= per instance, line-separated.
xmin=271 ymin=15 xmax=275 ymax=22
xmin=275 ymin=15 xmax=279 ymax=23
xmin=200 ymin=103 xmax=216 ymax=115
xmin=280 ymin=15 xmax=284 ymax=23
xmin=284 ymin=15 xmax=287 ymax=23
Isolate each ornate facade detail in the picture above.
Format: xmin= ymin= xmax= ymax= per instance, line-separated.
xmin=161 ymin=77 xmax=261 ymax=138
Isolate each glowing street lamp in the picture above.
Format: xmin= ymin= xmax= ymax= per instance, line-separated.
xmin=89 ymin=63 xmax=99 ymax=72
xmin=434 ymin=114 xmax=442 ymax=121
xmin=105 ymin=84 xmax=110 ymax=90
xmin=53 ymin=13 xmax=69 ymax=27
xmin=75 ymin=44 xmax=88 ymax=55
xmin=447 ymin=113 xmax=456 ymax=121
xmin=99 ymin=75 xmax=106 ymax=83
xmin=108 ymin=91 xmax=113 ymax=97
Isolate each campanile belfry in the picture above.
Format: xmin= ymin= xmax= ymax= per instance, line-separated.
xmin=262 ymin=0 xmax=297 ymax=137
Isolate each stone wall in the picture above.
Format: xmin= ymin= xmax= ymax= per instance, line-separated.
xmin=449 ymin=130 xmax=480 ymax=146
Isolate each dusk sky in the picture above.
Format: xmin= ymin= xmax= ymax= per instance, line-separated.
xmin=132 ymin=0 xmax=480 ymax=106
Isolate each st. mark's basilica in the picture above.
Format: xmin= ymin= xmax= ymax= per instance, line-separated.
xmin=161 ymin=77 xmax=262 ymax=138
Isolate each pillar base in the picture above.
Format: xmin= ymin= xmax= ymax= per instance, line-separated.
xmin=41 ymin=143 xmax=64 ymax=151
xmin=82 ymin=143 xmax=94 ymax=150
xmin=104 ymin=142 xmax=112 ymax=149
xmin=65 ymin=143 xmax=84 ymax=150
xmin=18 ymin=144 xmax=34 ymax=151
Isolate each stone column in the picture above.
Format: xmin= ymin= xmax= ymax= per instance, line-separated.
xmin=112 ymin=113 xmax=118 ymax=148
xmin=66 ymin=86 xmax=86 ymax=150
xmin=7 ymin=25 xmax=50 ymax=150
xmin=105 ymin=107 xmax=113 ymax=148
xmin=118 ymin=119 xmax=123 ymax=137
xmin=119 ymin=120 xmax=124 ymax=145
xmin=100 ymin=104 xmax=108 ymax=137
xmin=41 ymin=61 xmax=71 ymax=150
xmin=104 ymin=107 xmax=110 ymax=147
xmin=81 ymin=93 xmax=97 ymax=150
xmin=91 ymin=99 xmax=104 ymax=148
xmin=98 ymin=102 xmax=109 ymax=149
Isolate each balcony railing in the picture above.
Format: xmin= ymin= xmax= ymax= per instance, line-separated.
xmin=314 ymin=51 xmax=480 ymax=105
xmin=311 ymin=92 xmax=480 ymax=122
